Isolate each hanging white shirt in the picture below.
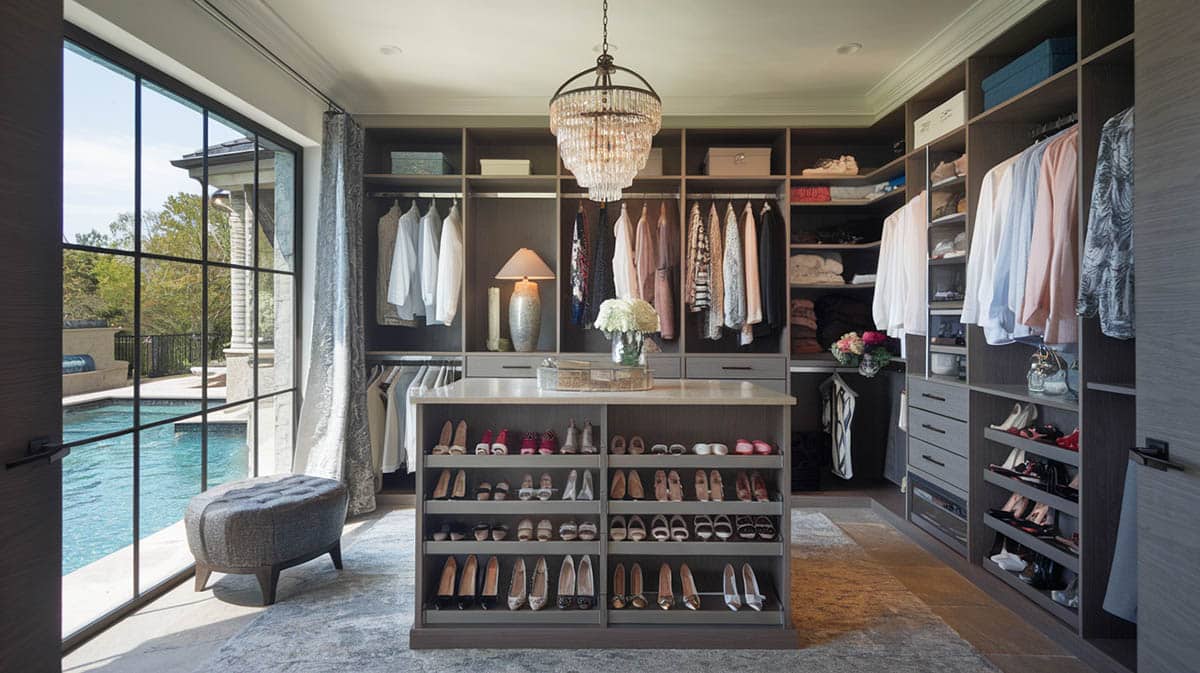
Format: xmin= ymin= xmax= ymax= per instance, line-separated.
xmin=612 ymin=203 xmax=639 ymax=300
xmin=434 ymin=204 xmax=463 ymax=325
xmin=962 ymin=156 xmax=1020 ymax=326
xmin=418 ymin=201 xmax=442 ymax=324
xmin=873 ymin=204 xmax=906 ymax=338
xmin=386 ymin=203 xmax=424 ymax=319
xmin=978 ymin=163 xmax=1020 ymax=345
xmin=900 ymin=191 xmax=929 ymax=336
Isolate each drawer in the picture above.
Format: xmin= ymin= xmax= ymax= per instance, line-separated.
xmin=908 ymin=377 xmax=968 ymax=419
xmin=685 ymin=356 xmax=786 ymax=380
xmin=564 ymin=354 xmax=682 ymax=379
xmin=465 ymin=355 xmax=542 ymax=378
xmin=909 ymin=407 xmax=969 ymax=457
xmin=908 ymin=437 xmax=969 ymax=491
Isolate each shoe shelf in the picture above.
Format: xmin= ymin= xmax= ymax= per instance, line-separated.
xmin=608 ymin=501 xmax=784 ymax=515
xmin=608 ymin=541 xmax=784 ymax=556
xmin=425 ymin=455 xmax=603 ymax=468
xmin=423 ymin=609 xmax=602 ymax=625
xmin=424 ymin=500 xmax=602 ymax=515
xmin=982 ymin=513 xmax=1079 ymax=573
xmin=970 ymin=383 xmax=1079 ymax=413
xmin=982 ymin=470 xmax=1079 ymax=517
xmin=982 ymin=427 xmax=1080 ymax=467
xmin=983 ymin=559 xmax=1079 ymax=628
xmin=410 ymin=379 xmax=797 ymax=649
xmin=425 ymin=541 xmax=601 ymax=555
xmin=608 ymin=455 xmax=783 ymax=469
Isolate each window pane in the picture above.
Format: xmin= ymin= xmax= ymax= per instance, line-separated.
xmin=138 ymin=259 xmax=204 ymax=418
xmin=206 ymin=115 xmax=254 ymax=263
xmin=62 ymin=433 xmax=134 ymax=637
xmin=140 ymin=81 xmax=204 ymax=260
xmin=137 ymin=415 xmax=204 ymax=592
xmin=208 ymin=400 xmax=255 ymax=489
xmin=257 ymin=271 xmax=294 ymax=393
xmin=63 ymin=249 xmax=135 ymax=439
xmin=63 ymin=44 xmax=135 ymax=251
xmin=256 ymin=392 xmax=293 ymax=476
xmin=207 ymin=266 xmax=254 ymax=407
xmin=256 ymin=139 xmax=295 ymax=272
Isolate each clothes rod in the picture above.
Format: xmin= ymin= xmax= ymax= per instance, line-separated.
xmin=688 ymin=193 xmax=781 ymax=200
xmin=368 ymin=192 xmax=555 ymax=199
xmin=562 ymin=192 xmax=681 ymax=199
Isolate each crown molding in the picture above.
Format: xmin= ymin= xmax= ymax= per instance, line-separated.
xmin=865 ymin=0 xmax=1049 ymax=118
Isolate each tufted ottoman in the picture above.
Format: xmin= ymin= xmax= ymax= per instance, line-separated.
xmin=185 ymin=474 xmax=348 ymax=605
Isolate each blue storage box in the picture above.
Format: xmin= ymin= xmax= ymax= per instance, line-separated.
xmin=390 ymin=151 xmax=454 ymax=175
xmin=982 ymin=37 xmax=1077 ymax=111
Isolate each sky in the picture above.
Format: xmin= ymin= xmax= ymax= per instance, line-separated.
xmin=63 ymin=44 xmax=250 ymax=244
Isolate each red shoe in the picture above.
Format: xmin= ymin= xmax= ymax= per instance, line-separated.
xmin=538 ymin=430 xmax=558 ymax=455
xmin=491 ymin=429 xmax=510 ymax=455
xmin=752 ymin=440 xmax=773 ymax=455
xmin=519 ymin=432 xmax=537 ymax=455
xmin=734 ymin=439 xmax=754 ymax=455
xmin=1056 ymin=428 xmax=1080 ymax=451
xmin=475 ymin=429 xmax=494 ymax=455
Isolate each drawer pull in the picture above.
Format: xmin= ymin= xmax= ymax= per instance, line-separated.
xmin=920 ymin=423 xmax=947 ymax=434
xmin=501 ymin=365 xmax=532 ymax=370
xmin=921 ymin=454 xmax=946 ymax=468
xmin=721 ymin=366 xmax=754 ymax=371
xmin=921 ymin=393 xmax=947 ymax=402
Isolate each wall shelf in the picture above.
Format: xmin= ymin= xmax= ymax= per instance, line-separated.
xmin=983 ymin=559 xmax=1079 ymax=628
xmin=982 ymin=427 xmax=1080 ymax=467
xmin=970 ymin=383 xmax=1079 ymax=412
xmin=982 ymin=469 xmax=1080 ymax=517
xmin=982 ymin=513 xmax=1079 ymax=573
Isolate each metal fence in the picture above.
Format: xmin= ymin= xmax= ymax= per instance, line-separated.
xmin=114 ymin=333 xmax=229 ymax=378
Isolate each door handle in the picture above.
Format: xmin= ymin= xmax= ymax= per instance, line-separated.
xmin=5 ymin=437 xmax=70 ymax=470
xmin=1131 ymin=439 xmax=1184 ymax=472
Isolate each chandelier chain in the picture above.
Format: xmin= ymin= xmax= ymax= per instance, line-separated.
xmin=601 ymin=0 xmax=608 ymax=55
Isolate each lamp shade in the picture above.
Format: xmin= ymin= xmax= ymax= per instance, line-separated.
xmin=495 ymin=248 xmax=555 ymax=280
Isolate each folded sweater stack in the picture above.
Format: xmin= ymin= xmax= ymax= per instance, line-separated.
xmin=790 ymin=298 xmax=822 ymax=355
xmin=789 ymin=252 xmax=844 ymax=285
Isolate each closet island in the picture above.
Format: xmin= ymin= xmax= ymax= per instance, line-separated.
xmin=408 ymin=377 xmax=797 ymax=649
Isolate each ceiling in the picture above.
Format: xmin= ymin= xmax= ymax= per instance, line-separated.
xmin=219 ymin=0 xmax=1044 ymax=122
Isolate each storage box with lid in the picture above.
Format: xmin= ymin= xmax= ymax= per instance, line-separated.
xmin=704 ymin=147 xmax=772 ymax=176
xmin=913 ymin=91 xmax=966 ymax=148
xmin=981 ymin=37 xmax=1077 ymax=111
xmin=636 ymin=147 xmax=664 ymax=177
xmin=390 ymin=151 xmax=454 ymax=175
xmin=479 ymin=159 xmax=532 ymax=175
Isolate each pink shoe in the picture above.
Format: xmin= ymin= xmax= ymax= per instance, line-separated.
xmin=734 ymin=439 xmax=754 ymax=456
xmin=491 ymin=429 xmax=510 ymax=455
xmin=519 ymin=432 xmax=537 ymax=455
xmin=752 ymin=440 xmax=773 ymax=456
xmin=538 ymin=430 xmax=558 ymax=455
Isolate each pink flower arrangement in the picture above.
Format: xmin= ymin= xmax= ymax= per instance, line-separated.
xmin=862 ymin=331 xmax=888 ymax=348
xmin=830 ymin=331 xmax=893 ymax=376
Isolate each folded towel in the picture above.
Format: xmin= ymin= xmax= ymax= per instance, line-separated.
xmin=790 ymin=186 xmax=831 ymax=203
xmin=788 ymin=253 xmax=843 ymax=275
xmin=850 ymin=274 xmax=876 ymax=285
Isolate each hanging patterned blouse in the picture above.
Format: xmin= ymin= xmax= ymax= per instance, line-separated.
xmin=685 ymin=203 xmax=709 ymax=311
xmin=569 ymin=206 xmax=590 ymax=325
xmin=1077 ymin=107 xmax=1134 ymax=339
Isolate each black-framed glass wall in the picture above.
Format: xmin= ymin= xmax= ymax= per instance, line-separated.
xmin=60 ymin=36 xmax=301 ymax=643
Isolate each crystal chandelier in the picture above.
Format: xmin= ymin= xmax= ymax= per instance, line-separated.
xmin=549 ymin=0 xmax=662 ymax=202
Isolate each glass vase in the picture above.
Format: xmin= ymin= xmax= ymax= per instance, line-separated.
xmin=858 ymin=353 xmax=882 ymax=378
xmin=611 ymin=331 xmax=645 ymax=367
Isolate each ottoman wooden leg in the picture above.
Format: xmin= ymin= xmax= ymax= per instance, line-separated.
xmin=329 ymin=540 xmax=343 ymax=570
xmin=255 ymin=566 xmax=280 ymax=606
xmin=194 ymin=563 xmax=212 ymax=592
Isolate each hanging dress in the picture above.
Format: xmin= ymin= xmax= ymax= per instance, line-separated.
xmin=569 ymin=205 xmax=590 ymax=326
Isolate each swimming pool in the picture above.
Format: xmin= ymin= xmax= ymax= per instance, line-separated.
xmin=62 ymin=400 xmax=248 ymax=575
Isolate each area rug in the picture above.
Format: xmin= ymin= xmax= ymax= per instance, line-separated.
xmin=195 ymin=510 xmax=998 ymax=672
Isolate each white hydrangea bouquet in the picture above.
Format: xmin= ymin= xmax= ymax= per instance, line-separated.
xmin=594 ymin=298 xmax=660 ymax=366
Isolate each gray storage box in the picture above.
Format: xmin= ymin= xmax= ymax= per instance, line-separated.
xmin=390 ymin=151 xmax=454 ymax=175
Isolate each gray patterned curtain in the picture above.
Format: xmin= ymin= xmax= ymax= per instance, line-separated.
xmin=292 ymin=111 xmax=375 ymax=516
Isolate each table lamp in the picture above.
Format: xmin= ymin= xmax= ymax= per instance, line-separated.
xmin=495 ymin=248 xmax=555 ymax=352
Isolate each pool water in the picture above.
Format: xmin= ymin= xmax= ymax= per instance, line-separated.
xmin=62 ymin=401 xmax=249 ymax=575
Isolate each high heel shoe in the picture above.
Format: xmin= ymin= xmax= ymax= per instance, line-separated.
xmin=536 ymin=519 xmax=553 ymax=542
xmin=669 ymin=515 xmax=689 ymax=541
xmin=456 ymin=554 xmax=478 ymax=610
xmin=742 ymin=564 xmax=764 ymax=611
xmin=710 ymin=470 xmax=725 ymax=501
xmin=517 ymin=473 xmax=535 ymax=501
xmin=576 ymin=556 xmax=595 ymax=610
xmin=695 ymin=469 xmax=710 ymax=502
xmin=628 ymin=515 xmax=647 ymax=542
xmin=629 ymin=563 xmax=647 ymax=609
xmin=750 ymin=471 xmax=769 ymax=502
xmin=562 ymin=469 xmax=578 ymax=501
xmin=431 ymin=420 xmax=453 ymax=454
xmin=610 ymin=435 xmax=627 ymax=455
xmin=449 ymin=420 xmax=468 ymax=455
xmin=579 ymin=470 xmax=594 ymax=501
xmin=557 ymin=555 xmax=576 ymax=610
xmin=651 ymin=514 xmax=670 ymax=541
xmin=628 ymin=470 xmax=645 ymax=500
xmin=735 ymin=471 xmax=752 ymax=502
xmin=475 ymin=429 xmax=493 ymax=455
xmin=479 ymin=556 xmax=500 ymax=610
xmin=610 ymin=470 xmax=627 ymax=500
xmin=695 ymin=514 xmax=714 ymax=540
xmin=538 ymin=430 xmax=559 ymax=455
xmin=667 ymin=470 xmax=683 ymax=502
xmin=714 ymin=514 xmax=734 ymax=540
xmin=654 ymin=469 xmax=668 ymax=502
xmin=611 ymin=563 xmax=627 ymax=609
xmin=561 ymin=419 xmax=579 ymax=454
xmin=490 ymin=428 xmax=510 ymax=455
xmin=450 ymin=469 xmax=467 ymax=500
xmin=536 ymin=472 xmax=554 ymax=501
xmin=559 ymin=520 xmax=578 ymax=541
xmin=657 ymin=563 xmax=674 ymax=609
xmin=722 ymin=563 xmax=741 ymax=611
xmin=432 ymin=469 xmax=451 ymax=499
xmin=581 ymin=420 xmax=598 ymax=454
xmin=507 ymin=557 xmax=527 ymax=610
xmin=529 ymin=556 xmax=549 ymax=611
xmin=680 ymin=563 xmax=701 ymax=610
xmin=609 ymin=515 xmax=628 ymax=541
xmin=990 ymin=403 xmax=1022 ymax=431
xmin=517 ymin=518 xmax=534 ymax=542
xmin=434 ymin=556 xmax=457 ymax=609
xmin=630 ymin=436 xmax=646 ymax=455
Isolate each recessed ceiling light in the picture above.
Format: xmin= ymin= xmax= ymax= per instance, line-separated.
xmin=592 ymin=42 xmax=618 ymax=53
xmin=836 ymin=42 xmax=863 ymax=55
xmin=379 ymin=44 xmax=403 ymax=56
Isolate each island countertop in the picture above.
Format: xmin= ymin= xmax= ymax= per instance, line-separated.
xmin=411 ymin=377 xmax=796 ymax=406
